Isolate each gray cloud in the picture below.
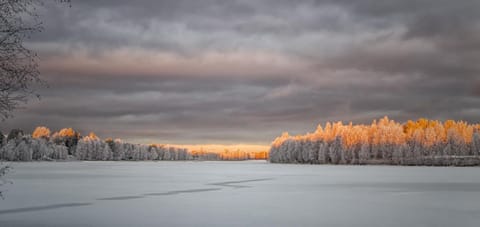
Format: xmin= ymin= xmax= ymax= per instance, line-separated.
xmin=2 ymin=0 xmax=480 ymax=144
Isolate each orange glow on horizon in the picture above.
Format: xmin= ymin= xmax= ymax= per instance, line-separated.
xmin=167 ymin=144 xmax=270 ymax=160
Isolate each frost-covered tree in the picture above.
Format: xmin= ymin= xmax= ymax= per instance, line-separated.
xmin=15 ymin=139 xmax=32 ymax=161
xmin=289 ymin=140 xmax=299 ymax=163
xmin=358 ymin=143 xmax=370 ymax=164
xmin=177 ymin=148 xmax=188 ymax=160
xmin=446 ymin=128 xmax=468 ymax=157
xmin=0 ymin=140 xmax=16 ymax=160
xmin=317 ymin=141 xmax=328 ymax=164
xmin=99 ymin=142 xmax=112 ymax=161
xmin=75 ymin=134 xmax=112 ymax=161
xmin=7 ymin=129 xmax=23 ymax=141
xmin=52 ymin=128 xmax=80 ymax=155
xmin=472 ymin=132 xmax=480 ymax=156
xmin=349 ymin=143 xmax=360 ymax=165
xmin=148 ymin=145 xmax=159 ymax=160
xmin=51 ymin=144 xmax=68 ymax=160
xmin=305 ymin=139 xmax=318 ymax=164
xmin=156 ymin=145 xmax=165 ymax=160
xmin=329 ymin=137 xmax=342 ymax=164
xmin=74 ymin=137 xmax=88 ymax=160
xmin=163 ymin=147 xmax=171 ymax=160
xmin=111 ymin=139 xmax=125 ymax=160
xmin=169 ymin=147 xmax=177 ymax=160
xmin=392 ymin=144 xmax=406 ymax=165
xmin=269 ymin=146 xmax=279 ymax=163
xmin=138 ymin=145 xmax=149 ymax=160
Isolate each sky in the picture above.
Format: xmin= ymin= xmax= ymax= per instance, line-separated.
xmin=2 ymin=0 xmax=480 ymax=146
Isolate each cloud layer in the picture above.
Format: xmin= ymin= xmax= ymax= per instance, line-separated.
xmin=3 ymin=0 xmax=480 ymax=144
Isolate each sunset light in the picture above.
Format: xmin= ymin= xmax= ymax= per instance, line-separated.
xmin=2 ymin=0 xmax=480 ymax=226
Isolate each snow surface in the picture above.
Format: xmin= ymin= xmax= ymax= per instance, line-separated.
xmin=1 ymin=161 xmax=480 ymax=227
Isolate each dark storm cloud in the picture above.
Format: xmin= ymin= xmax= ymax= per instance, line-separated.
xmin=3 ymin=0 xmax=480 ymax=144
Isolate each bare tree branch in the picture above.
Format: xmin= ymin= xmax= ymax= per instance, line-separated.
xmin=0 ymin=0 xmax=46 ymax=120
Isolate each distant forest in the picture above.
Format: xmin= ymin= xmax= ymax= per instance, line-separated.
xmin=0 ymin=127 xmax=267 ymax=161
xmin=269 ymin=117 xmax=480 ymax=166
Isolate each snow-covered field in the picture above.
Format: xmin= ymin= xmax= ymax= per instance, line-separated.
xmin=1 ymin=161 xmax=480 ymax=227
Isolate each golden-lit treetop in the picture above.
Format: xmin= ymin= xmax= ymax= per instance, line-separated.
xmin=58 ymin=128 xmax=77 ymax=137
xmin=32 ymin=126 xmax=51 ymax=139
xmin=87 ymin=132 xmax=99 ymax=140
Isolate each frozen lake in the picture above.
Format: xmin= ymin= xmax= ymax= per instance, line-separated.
xmin=1 ymin=161 xmax=480 ymax=227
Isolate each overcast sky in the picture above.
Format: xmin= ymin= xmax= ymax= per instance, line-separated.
xmin=3 ymin=0 xmax=480 ymax=145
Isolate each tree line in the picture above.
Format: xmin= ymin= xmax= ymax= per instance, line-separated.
xmin=0 ymin=127 xmax=218 ymax=161
xmin=269 ymin=117 xmax=480 ymax=166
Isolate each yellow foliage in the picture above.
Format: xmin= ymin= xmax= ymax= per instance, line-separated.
xmin=58 ymin=128 xmax=77 ymax=137
xmin=87 ymin=132 xmax=99 ymax=140
xmin=272 ymin=117 xmax=479 ymax=149
xmin=32 ymin=126 xmax=51 ymax=139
